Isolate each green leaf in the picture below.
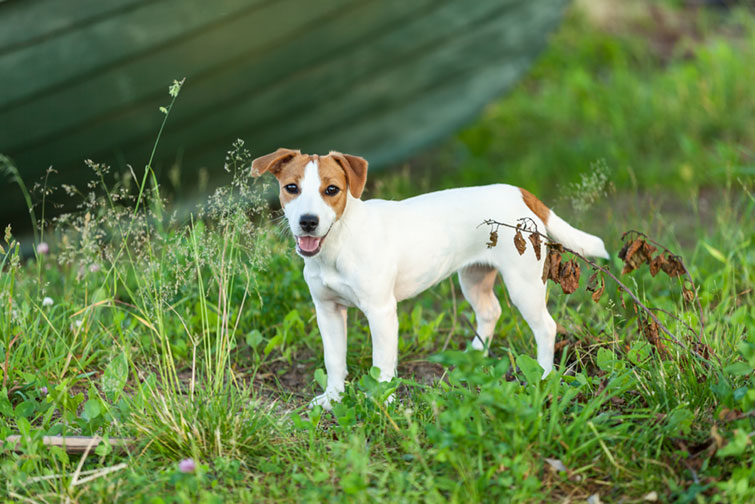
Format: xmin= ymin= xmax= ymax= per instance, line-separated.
xmin=246 ymin=329 xmax=263 ymax=350
xmin=411 ymin=305 xmax=423 ymax=328
xmin=263 ymin=332 xmax=284 ymax=356
xmin=666 ymin=408 xmax=694 ymax=436
xmin=49 ymin=445 xmax=69 ymax=464
xmin=0 ymin=394 xmax=13 ymax=416
xmin=369 ymin=366 xmax=382 ymax=381
xmin=83 ymin=399 xmax=102 ymax=421
xmin=16 ymin=417 xmax=31 ymax=437
xmin=701 ymin=241 xmax=728 ymax=264
xmin=95 ymin=438 xmax=112 ymax=457
xmin=597 ymin=347 xmax=621 ymax=372
xmin=92 ymin=287 xmax=109 ymax=304
xmin=717 ymin=429 xmax=751 ymax=458
xmin=283 ymin=309 xmax=302 ymax=330
xmin=627 ymin=341 xmax=651 ymax=366
xmin=738 ymin=341 xmax=755 ymax=366
xmin=15 ymin=400 xmax=36 ymax=418
xmin=724 ymin=362 xmax=752 ymax=376
xmin=516 ymin=354 xmax=543 ymax=385
xmin=314 ymin=368 xmax=327 ymax=391
xmin=102 ymin=352 xmax=129 ymax=401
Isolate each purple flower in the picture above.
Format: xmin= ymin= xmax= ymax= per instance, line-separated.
xmin=39 ymin=386 xmax=48 ymax=396
xmin=37 ymin=242 xmax=49 ymax=255
xmin=178 ymin=458 xmax=195 ymax=473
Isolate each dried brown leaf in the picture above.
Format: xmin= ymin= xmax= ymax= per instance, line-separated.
xmin=486 ymin=230 xmax=498 ymax=249
xmin=718 ymin=408 xmax=744 ymax=423
xmin=558 ymin=259 xmax=581 ymax=294
xmin=587 ymin=271 xmax=598 ymax=289
xmin=642 ymin=240 xmax=657 ymax=257
xmin=649 ymin=253 xmax=667 ymax=277
xmin=544 ymin=458 xmax=568 ymax=473
xmin=683 ymin=286 xmax=695 ymax=303
xmin=620 ymin=238 xmax=643 ymax=274
xmin=547 ymin=242 xmax=565 ymax=254
xmin=618 ymin=241 xmax=630 ymax=261
xmin=610 ymin=396 xmax=626 ymax=406
xmin=528 ymin=233 xmax=542 ymax=261
xmin=692 ymin=341 xmax=712 ymax=361
xmin=621 ymin=238 xmax=655 ymax=274
xmin=643 ymin=318 xmax=659 ymax=340
xmin=547 ymin=251 xmax=562 ymax=284
xmin=641 ymin=318 xmax=667 ymax=358
xmin=661 ymin=255 xmax=687 ymax=278
xmin=514 ymin=230 xmax=526 ymax=255
xmin=592 ymin=285 xmax=605 ymax=303
xmin=586 ymin=271 xmax=605 ymax=303
xmin=711 ymin=425 xmax=724 ymax=449
xmin=541 ymin=252 xmax=551 ymax=284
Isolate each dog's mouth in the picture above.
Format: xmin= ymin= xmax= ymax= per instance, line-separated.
xmin=296 ymin=235 xmax=324 ymax=257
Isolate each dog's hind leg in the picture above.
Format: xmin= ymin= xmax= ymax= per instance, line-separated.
xmin=458 ymin=265 xmax=502 ymax=351
xmin=364 ymin=299 xmax=400 ymax=383
xmin=498 ymin=262 xmax=557 ymax=378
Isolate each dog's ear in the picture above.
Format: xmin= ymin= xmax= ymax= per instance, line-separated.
xmin=328 ymin=151 xmax=368 ymax=198
xmin=251 ymin=148 xmax=300 ymax=177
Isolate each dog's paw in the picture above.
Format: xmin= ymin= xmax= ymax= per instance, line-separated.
xmin=309 ymin=389 xmax=342 ymax=411
xmin=468 ymin=337 xmax=488 ymax=354
xmin=385 ymin=392 xmax=396 ymax=406
xmin=541 ymin=366 xmax=554 ymax=380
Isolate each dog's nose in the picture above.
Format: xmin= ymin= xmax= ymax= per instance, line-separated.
xmin=299 ymin=214 xmax=319 ymax=233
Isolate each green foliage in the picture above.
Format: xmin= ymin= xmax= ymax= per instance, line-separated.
xmin=403 ymin=3 xmax=755 ymax=203
xmin=2 ymin=2 xmax=755 ymax=502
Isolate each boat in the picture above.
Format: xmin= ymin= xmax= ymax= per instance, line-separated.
xmin=0 ymin=0 xmax=566 ymax=230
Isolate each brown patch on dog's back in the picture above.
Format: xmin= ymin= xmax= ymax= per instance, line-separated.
xmin=520 ymin=188 xmax=550 ymax=224
xmin=317 ymin=156 xmax=349 ymax=219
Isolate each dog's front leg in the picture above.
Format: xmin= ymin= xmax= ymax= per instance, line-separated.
xmin=365 ymin=300 xmax=399 ymax=383
xmin=311 ymin=300 xmax=348 ymax=410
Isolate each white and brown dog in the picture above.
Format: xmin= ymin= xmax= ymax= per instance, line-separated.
xmin=252 ymin=148 xmax=609 ymax=409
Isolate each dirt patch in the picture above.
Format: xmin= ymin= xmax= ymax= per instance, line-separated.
xmin=400 ymin=360 xmax=447 ymax=386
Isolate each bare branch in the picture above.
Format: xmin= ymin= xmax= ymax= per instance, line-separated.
xmin=622 ymin=229 xmax=705 ymax=342
xmin=481 ymin=219 xmax=716 ymax=367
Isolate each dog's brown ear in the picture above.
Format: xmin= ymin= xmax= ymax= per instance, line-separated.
xmin=328 ymin=151 xmax=368 ymax=198
xmin=251 ymin=148 xmax=300 ymax=177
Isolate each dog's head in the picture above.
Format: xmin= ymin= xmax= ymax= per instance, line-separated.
xmin=251 ymin=148 xmax=368 ymax=257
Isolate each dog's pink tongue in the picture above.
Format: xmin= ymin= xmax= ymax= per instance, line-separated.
xmin=298 ymin=236 xmax=321 ymax=252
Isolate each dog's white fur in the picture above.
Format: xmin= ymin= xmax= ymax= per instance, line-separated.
xmin=253 ymin=149 xmax=609 ymax=409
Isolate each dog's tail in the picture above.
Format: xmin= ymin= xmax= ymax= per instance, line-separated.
xmin=520 ymin=188 xmax=609 ymax=259
xmin=546 ymin=212 xmax=609 ymax=259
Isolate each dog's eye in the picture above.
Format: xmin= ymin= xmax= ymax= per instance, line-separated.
xmin=284 ymin=184 xmax=299 ymax=194
xmin=324 ymin=185 xmax=340 ymax=196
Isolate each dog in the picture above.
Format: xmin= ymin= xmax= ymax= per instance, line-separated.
xmin=252 ymin=148 xmax=609 ymax=409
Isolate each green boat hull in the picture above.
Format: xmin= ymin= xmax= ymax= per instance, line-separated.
xmin=0 ymin=0 xmax=567 ymax=229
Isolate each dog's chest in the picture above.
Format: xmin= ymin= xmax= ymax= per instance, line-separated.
xmin=304 ymin=262 xmax=360 ymax=308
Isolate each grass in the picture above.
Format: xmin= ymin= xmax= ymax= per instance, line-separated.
xmin=1 ymin=1 xmax=755 ymax=502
